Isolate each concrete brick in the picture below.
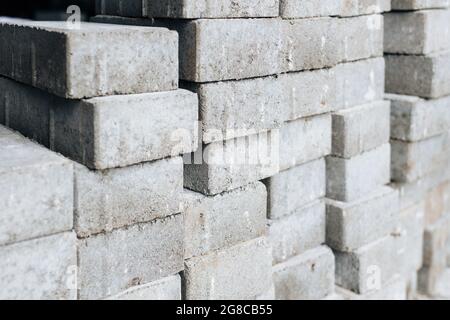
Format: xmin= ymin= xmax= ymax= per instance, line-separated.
xmin=273 ymin=246 xmax=335 ymax=300
xmin=327 ymin=143 xmax=391 ymax=202
xmin=335 ymin=58 xmax=385 ymax=110
xmin=0 ymin=232 xmax=77 ymax=300
xmin=0 ymin=128 xmax=73 ymax=246
xmin=388 ymin=94 xmax=450 ymax=142
xmin=326 ymin=187 xmax=399 ymax=252
xmin=280 ymin=0 xmax=340 ymax=18
xmin=395 ymin=203 xmax=425 ymax=276
xmin=336 ymin=275 xmax=407 ymax=300
xmin=174 ymin=19 xmax=283 ymax=82
xmin=78 ymin=214 xmax=184 ymax=300
xmin=280 ymin=114 xmax=332 ymax=171
xmin=384 ymin=10 xmax=450 ymax=55
xmin=391 ymin=0 xmax=449 ymax=10
xmin=339 ymin=0 xmax=391 ymax=16
xmin=391 ymin=132 xmax=450 ymax=183
xmin=96 ymin=0 xmax=146 ymax=17
xmin=423 ymin=216 xmax=450 ymax=268
xmin=280 ymin=67 xmax=337 ymax=121
xmin=183 ymin=182 xmax=267 ymax=259
xmin=337 ymin=15 xmax=384 ymax=63
xmin=264 ymin=159 xmax=326 ymax=219
xmin=331 ymin=100 xmax=390 ymax=158
xmin=0 ymin=19 xmax=178 ymax=98
xmin=424 ymin=181 xmax=450 ymax=226
xmin=0 ymin=76 xmax=198 ymax=169
xmin=385 ymin=51 xmax=450 ymax=99
xmin=282 ymin=17 xmax=340 ymax=72
xmin=75 ymin=157 xmax=183 ymax=238
xmin=183 ymin=237 xmax=273 ymax=300
xmin=185 ymin=77 xmax=283 ymax=144
xmin=146 ymin=0 xmax=280 ymax=18
xmin=335 ymin=236 xmax=400 ymax=294
xmin=106 ymin=275 xmax=181 ymax=300
xmin=418 ymin=266 xmax=448 ymax=297
xmin=184 ymin=130 xmax=279 ymax=195
xmin=52 ymin=89 xmax=198 ymax=170
xmin=269 ymin=200 xmax=326 ymax=265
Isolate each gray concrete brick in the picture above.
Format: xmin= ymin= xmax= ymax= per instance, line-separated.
xmin=280 ymin=114 xmax=332 ymax=171
xmin=423 ymin=216 xmax=450 ymax=268
xmin=326 ymin=187 xmax=399 ymax=252
xmin=418 ymin=266 xmax=449 ymax=297
xmin=273 ymin=246 xmax=335 ymax=300
xmin=335 ymin=236 xmax=400 ymax=294
xmin=424 ymin=181 xmax=450 ymax=226
xmin=183 ymin=182 xmax=267 ymax=259
xmin=78 ymin=214 xmax=184 ymax=300
xmin=336 ymin=275 xmax=407 ymax=300
xmin=385 ymin=10 xmax=450 ymax=55
xmin=52 ymin=89 xmax=198 ymax=170
xmin=280 ymin=68 xmax=337 ymax=121
xmin=106 ymin=275 xmax=181 ymax=300
xmin=0 ymin=128 xmax=73 ymax=246
xmin=339 ymin=0 xmax=391 ymax=16
xmin=184 ymin=130 xmax=279 ymax=195
xmin=264 ymin=159 xmax=326 ymax=219
xmin=185 ymin=77 xmax=283 ymax=144
xmin=388 ymin=94 xmax=450 ymax=142
xmin=0 ymin=232 xmax=77 ymax=300
xmin=331 ymin=100 xmax=390 ymax=158
xmin=0 ymin=19 xmax=178 ymax=98
xmin=269 ymin=200 xmax=326 ymax=265
xmin=337 ymin=15 xmax=384 ymax=63
xmin=280 ymin=0 xmax=340 ymax=18
xmin=391 ymin=0 xmax=449 ymax=10
xmin=335 ymin=58 xmax=385 ymax=110
xmin=75 ymin=157 xmax=183 ymax=238
xmin=96 ymin=0 xmax=146 ymax=17
xmin=183 ymin=237 xmax=273 ymax=300
xmin=391 ymin=132 xmax=450 ymax=183
xmin=282 ymin=17 xmax=340 ymax=72
xmin=326 ymin=143 xmax=391 ymax=202
xmin=146 ymin=0 xmax=280 ymax=18
xmin=385 ymin=51 xmax=450 ymax=99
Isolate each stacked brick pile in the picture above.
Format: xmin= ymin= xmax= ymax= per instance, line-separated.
xmin=0 ymin=18 xmax=198 ymax=299
xmin=384 ymin=0 xmax=450 ymax=299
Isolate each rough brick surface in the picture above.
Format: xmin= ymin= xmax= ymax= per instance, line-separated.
xmin=96 ymin=0 xmax=146 ymax=18
xmin=391 ymin=0 xmax=449 ymax=10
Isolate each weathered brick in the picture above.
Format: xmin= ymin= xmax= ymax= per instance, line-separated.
xmin=183 ymin=182 xmax=267 ymax=259
xmin=264 ymin=159 xmax=326 ymax=219
xmin=418 ymin=266 xmax=449 ymax=297
xmin=183 ymin=237 xmax=273 ymax=300
xmin=385 ymin=10 xmax=450 ymax=55
xmin=75 ymin=157 xmax=183 ymax=238
xmin=78 ymin=214 xmax=184 ymax=300
xmin=335 ymin=236 xmax=400 ymax=294
xmin=280 ymin=114 xmax=332 ymax=171
xmin=339 ymin=0 xmax=391 ymax=16
xmin=326 ymin=187 xmax=399 ymax=252
xmin=385 ymin=51 xmax=450 ymax=99
xmin=273 ymin=246 xmax=335 ymax=300
xmin=336 ymin=275 xmax=407 ymax=300
xmin=388 ymin=94 xmax=450 ymax=142
xmin=269 ymin=200 xmax=326 ymax=264
xmin=326 ymin=143 xmax=391 ymax=202
xmin=96 ymin=0 xmax=146 ymax=17
xmin=424 ymin=181 xmax=450 ymax=226
xmin=335 ymin=58 xmax=385 ymax=110
xmin=184 ymin=130 xmax=279 ymax=195
xmin=423 ymin=216 xmax=450 ymax=268
xmin=337 ymin=15 xmax=384 ymax=63
xmin=391 ymin=0 xmax=449 ymax=10
xmin=0 ymin=232 xmax=77 ymax=300
xmin=0 ymin=127 xmax=73 ymax=246
xmin=331 ymin=100 xmax=390 ymax=158
xmin=391 ymin=132 xmax=450 ymax=183
xmin=280 ymin=0 xmax=340 ymax=18
xmin=106 ymin=275 xmax=181 ymax=300
xmin=0 ymin=19 xmax=178 ymax=98
xmin=146 ymin=0 xmax=280 ymax=18
xmin=184 ymin=77 xmax=283 ymax=144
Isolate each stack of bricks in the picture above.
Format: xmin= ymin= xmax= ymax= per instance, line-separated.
xmin=0 ymin=18 xmax=198 ymax=299
xmin=384 ymin=0 xmax=450 ymax=299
